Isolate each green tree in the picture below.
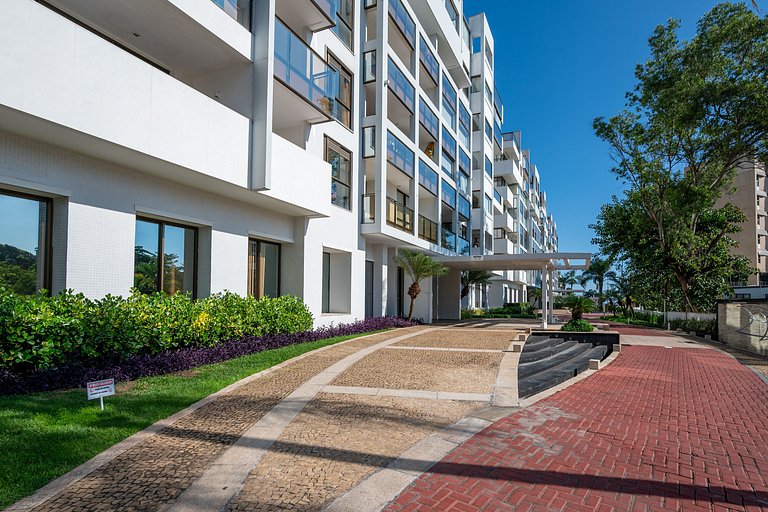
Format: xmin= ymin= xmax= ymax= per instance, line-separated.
xmin=592 ymin=3 xmax=767 ymax=312
xmin=460 ymin=270 xmax=494 ymax=300
xmin=581 ymin=255 xmax=614 ymax=311
xmin=609 ymin=272 xmax=637 ymax=317
xmin=562 ymin=295 xmax=594 ymax=321
xmin=393 ymin=249 xmax=448 ymax=321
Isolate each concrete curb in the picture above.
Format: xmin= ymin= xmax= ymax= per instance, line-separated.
xmin=4 ymin=327 xmax=426 ymax=512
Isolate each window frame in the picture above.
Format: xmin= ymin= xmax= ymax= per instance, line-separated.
xmin=331 ymin=0 xmax=354 ymax=51
xmin=0 ymin=188 xmax=53 ymax=295
xmin=327 ymin=52 xmax=353 ymax=129
xmin=134 ymin=216 xmax=198 ymax=298
xmin=248 ymin=238 xmax=282 ymax=299
xmin=325 ymin=136 xmax=353 ymax=210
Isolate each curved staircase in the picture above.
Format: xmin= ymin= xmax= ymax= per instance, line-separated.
xmin=518 ymin=336 xmax=608 ymax=398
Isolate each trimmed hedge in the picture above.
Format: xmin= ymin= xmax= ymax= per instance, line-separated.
xmin=0 ymin=316 xmax=415 ymax=395
xmin=0 ymin=289 xmax=314 ymax=372
xmin=560 ymin=319 xmax=595 ymax=332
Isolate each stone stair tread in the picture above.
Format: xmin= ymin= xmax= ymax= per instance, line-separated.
xmin=518 ymin=343 xmax=592 ymax=378
xmin=519 ymin=340 xmax=579 ymax=364
xmin=518 ymin=345 xmax=608 ymax=398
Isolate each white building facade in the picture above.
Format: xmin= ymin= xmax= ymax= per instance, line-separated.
xmin=0 ymin=0 xmax=556 ymax=323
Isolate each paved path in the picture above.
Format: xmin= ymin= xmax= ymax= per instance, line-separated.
xmin=385 ymin=331 xmax=768 ymax=512
xmin=9 ymin=325 xmax=526 ymax=512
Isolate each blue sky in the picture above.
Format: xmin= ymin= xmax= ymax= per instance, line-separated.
xmin=463 ymin=0 xmax=748 ymax=254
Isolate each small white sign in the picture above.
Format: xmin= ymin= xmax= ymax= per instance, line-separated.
xmin=471 ymin=255 xmax=484 ymax=261
xmin=87 ymin=379 xmax=115 ymax=400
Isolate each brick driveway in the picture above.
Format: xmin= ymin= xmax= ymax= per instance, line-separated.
xmin=385 ymin=344 xmax=768 ymax=511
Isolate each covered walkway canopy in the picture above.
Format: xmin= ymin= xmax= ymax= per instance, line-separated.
xmin=436 ymin=252 xmax=591 ymax=328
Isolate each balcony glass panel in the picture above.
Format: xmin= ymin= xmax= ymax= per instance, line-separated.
xmin=363 ymin=126 xmax=375 ymax=157
xmin=331 ymin=0 xmax=353 ymax=49
xmin=494 ymin=120 xmax=502 ymax=149
xmin=503 ymin=132 xmax=520 ymax=153
xmin=485 ymin=156 xmax=493 ymax=179
xmin=441 ymin=179 xmax=456 ymax=208
xmin=387 ymin=197 xmax=414 ymax=232
xmin=458 ymin=103 xmax=470 ymax=147
xmin=363 ymin=51 xmax=376 ymax=82
xmin=388 ymin=58 xmax=415 ymax=112
xmin=493 ymin=189 xmax=502 ymax=204
xmin=387 ymin=131 xmax=415 ymax=178
xmin=458 ymin=149 xmax=470 ymax=175
xmin=458 ymin=170 xmax=469 ymax=196
xmin=274 ymin=20 xmax=338 ymax=117
xmin=418 ymin=215 xmax=438 ymax=243
xmin=441 ymin=228 xmax=456 ymax=252
xmin=441 ymin=127 xmax=456 ymax=162
xmin=388 ymin=0 xmax=416 ymax=48
xmin=362 ymin=193 xmax=375 ymax=223
xmin=419 ymin=159 xmax=438 ymax=196
xmin=458 ymin=195 xmax=471 ymax=220
xmin=494 ymin=84 xmax=503 ymax=119
xmin=419 ymin=98 xmax=439 ymax=140
xmin=458 ymin=236 xmax=470 ymax=255
xmin=419 ymin=36 xmax=439 ymax=84
xmin=442 ymin=74 xmax=457 ymax=113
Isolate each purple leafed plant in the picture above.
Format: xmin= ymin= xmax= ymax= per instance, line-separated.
xmin=0 ymin=317 xmax=415 ymax=396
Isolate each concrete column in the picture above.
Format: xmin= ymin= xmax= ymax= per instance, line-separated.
xmin=547 ymin=270 xmax=555 ymax=324
xmin=541 ymin=265 xmax=548 ymax=329
xmin=437 ymin=268 xmax=462 ymax=321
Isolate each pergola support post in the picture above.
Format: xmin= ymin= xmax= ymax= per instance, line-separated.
xmin=541 ymin=264 xmax=548 ymax=329
xmin=547 ymin=270 xmax=555 ymax=324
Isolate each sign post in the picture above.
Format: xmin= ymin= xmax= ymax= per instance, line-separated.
xmin=87 ymin=379 xmax=115 ymax=411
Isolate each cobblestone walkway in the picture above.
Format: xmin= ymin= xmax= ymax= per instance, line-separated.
xmin=385 ymin=344 xmax=768 ymax=512
xmin=10 ymin=325 xmax=524 ymax=512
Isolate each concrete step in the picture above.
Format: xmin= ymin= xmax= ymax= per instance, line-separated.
xmin=522 ymin=337 xmax=564 ymax=352
xmin=518 ymin=343 xmax=592 ymax=378
xmin=519 ymin=340 xmax=579 ymax=365
xmin=519 ymin=345 xmax=608 ymax=398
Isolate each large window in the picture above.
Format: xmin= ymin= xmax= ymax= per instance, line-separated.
xmin=134 ymin=218 xmax=197 ymax=296
xmin=331 ymin=0 xmax=353 ymax=50
xmin=249 ymin=239 xmax=280 ymax=299
xmin=0 ymin=190 xmax=51 ymax=295
xmin=325 ymin=137 xmax=352 ymax=209
xmin=328 ymin=54 xmax=352 ymax=128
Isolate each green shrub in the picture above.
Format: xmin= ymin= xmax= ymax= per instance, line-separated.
xmin=562 ymin=296 xmax=594 ymax=320
xmin=0 ymin=288 xmax=313 ymax=372
xmin=669 ymin=318 xmax=716 ymax=336
xmin=560 ymin=319 xmax=595 ymax=332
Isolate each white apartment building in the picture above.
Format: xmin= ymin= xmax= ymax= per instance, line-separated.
xmin=0 ymin=0 xmax=556 ymax=323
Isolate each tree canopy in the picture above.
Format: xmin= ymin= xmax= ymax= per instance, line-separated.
xmin=591 ymin=3 xmax=768 ymax=312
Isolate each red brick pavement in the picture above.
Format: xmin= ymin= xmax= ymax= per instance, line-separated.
xmin=385 ymin=346 xmax=768 ymax=511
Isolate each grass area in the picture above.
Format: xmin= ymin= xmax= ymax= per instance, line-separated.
xmin=0 ymin=330 xmax=385 ymax=508
xmin=603 ymin=315 xmax=664 ymax=328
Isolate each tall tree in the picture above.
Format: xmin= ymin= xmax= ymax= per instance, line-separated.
xmin=582 ymin=255 xmax=614 ymax=311
xmin=592 ymin=3 xmax=767 ymax=312
xmin=393 ymin=249 xmax=448 ymax=321
xmin=460 ymin=270 xmax=494 ymax=300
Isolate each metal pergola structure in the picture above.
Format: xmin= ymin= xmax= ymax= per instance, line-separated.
xmin=436 ymin=252 xmax=592 ymax=328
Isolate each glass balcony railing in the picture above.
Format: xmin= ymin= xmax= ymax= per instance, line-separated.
xmin=459 ymin=149 xmax=470 ymax=176
xmin=388 ymin=58 xmax=415 ymax=112
xmin=389 ymin=0 xmax=416 ymax=48
xmin=418 ymin=215 xmax=438 ymax=243
xmin=418 ymin=159 xmax=438 ymax=196
xmin=458 ymin=236 xmax=470 ymax=255
xmin=458 ymin=195 xmax=471 ymax=220
xmin=387 ymin=131 xmax=415 ymax=178
xmin=441 ymin=228 xmax=456 ymax=252
xmin=493 ymin=189 xmax=502 ymax=204
xmin=419 ymin=98 xmax=439 ymax=140
xmin=387 ymin=197 xmax=414 ymax=233
xmin=494 ymin=84 xmax=503 ymax=120
xmin=361 ymin=193 xmax=375 ymax=224
xmin=274 ymin=19 xmax=338 ymax=117
xmin=494 ymin=120 xmax=502 ymax=150
xmin=419 ymin=36 xmax=439 ymax=85
xmin=441 ymin=179 xmax=456 ymax=208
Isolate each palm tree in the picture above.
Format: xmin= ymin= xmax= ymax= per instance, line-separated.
xmin=581 ymin=255 xmax=614 ymax=311
xmin=393 ymin=249 xmax=448 ymax=321
xmin=460 ymin=270 xmax=494 ymax=300
xmin=562 ymin=295 xmax=594 ymax=320
xmin=527 ymin=286 xmax=541 ymax=309
xmin=608 ymin=272 xmax=635 ymax=317
xmin=557 ymin=271 xmax=577 ymax=290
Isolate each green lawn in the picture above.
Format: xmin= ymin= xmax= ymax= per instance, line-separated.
xmin=0 ymin=331 xmax=383 ymax=508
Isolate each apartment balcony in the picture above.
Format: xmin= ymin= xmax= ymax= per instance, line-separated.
xmin=496 ymin=185 xmax=516 ymax=208
xmin=43 ymin=0 xmax=251 ymax=72
xmin=458 ymin=236 xmax=471 ymax=256
xmin=276 ymin=0 xmax=335 ymax=34
xmin=418 ymin=215 xmax=438 ymax=244
xmin=0 ymin=0 xmax=250 ymax=187
xmin=387 ymin=197 xmax=414 ymax=234
xmin=494 ymin=158 xmax=523 ymax=185
xmin=260 ymin=133 xmax=334 ymax=217
xmin=273 ymin=19 xmax=338 ymax=130
xmin=493 ymin=237 xmax=515 ymax=255
xmin=492 ymin=189 xmax=503 ymax=215
xmin=442 ymin=228 xmax=457 ymax=252
xmin=494 ymin=212 xmax=517 ymax=233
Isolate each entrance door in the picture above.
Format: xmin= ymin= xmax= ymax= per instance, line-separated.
xmin=365 ymin=260 xmax=374 ymax=318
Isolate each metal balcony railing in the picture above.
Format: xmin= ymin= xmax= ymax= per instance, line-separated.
xmin=387 ymin=196 xmax=413 ymax=232
xmin=418 ymin=215 xmax=438 ymax=243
